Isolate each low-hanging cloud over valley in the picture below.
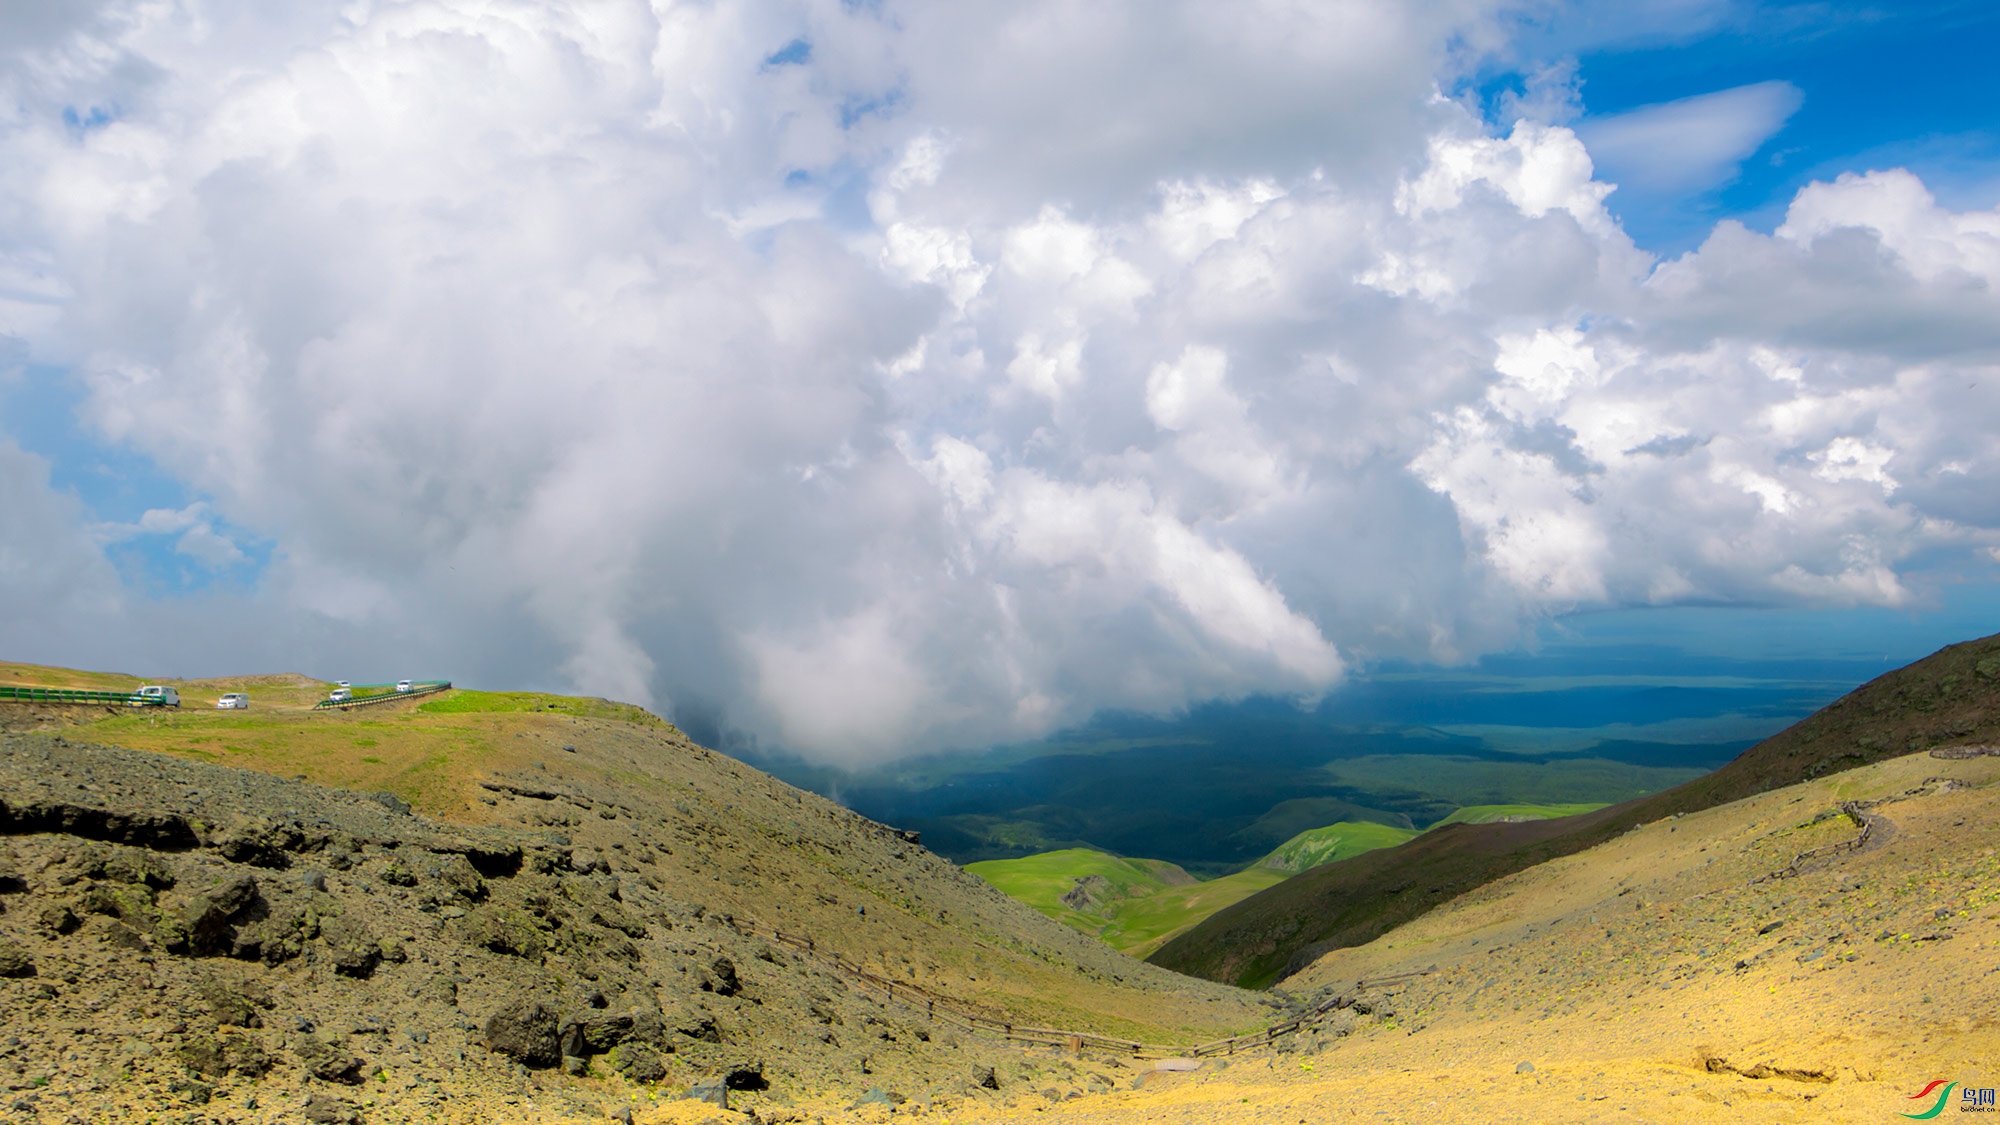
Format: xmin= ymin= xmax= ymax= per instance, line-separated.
xmin=3 ymin=0 xmax=1998 ymax=762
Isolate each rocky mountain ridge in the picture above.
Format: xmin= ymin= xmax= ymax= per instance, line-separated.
xmin=0 ymin=719 xmax=1264 ymax=1125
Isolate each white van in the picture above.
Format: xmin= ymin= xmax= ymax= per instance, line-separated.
xmin=396 ymin=680 xmax=413 ymax=693
xmin=215 ymin=693 xmax=249 ymax=710
xmin=130 ymin=685 xmax=181 ymax=707
xmin=328 ymin=688 xmax=353 ymax=703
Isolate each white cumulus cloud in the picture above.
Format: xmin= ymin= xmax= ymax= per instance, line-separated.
xmin=0 ymin=0 xmax=1997 ymax=760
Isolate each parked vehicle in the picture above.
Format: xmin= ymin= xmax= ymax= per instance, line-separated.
xmin=129 ymin=685 xmax=180 ymax=707
xmin=327 ymin=688 xmax=353 ymax=703
xmin=396 ymin=680 xmax=413 ymax=693
xmin=337 ymin=681 xmax=351 ymax=688
xmin=215 ymin=693 xmax=249 ymax=710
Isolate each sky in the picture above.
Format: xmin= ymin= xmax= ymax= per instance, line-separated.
xmin=2 ymin=0 xmax=1999 ymax=765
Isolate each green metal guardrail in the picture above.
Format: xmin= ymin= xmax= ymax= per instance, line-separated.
xmin=0 ymin=685 xmax=174 ymax=706
xmin=313 ymin=681 xmax=452 ymax=710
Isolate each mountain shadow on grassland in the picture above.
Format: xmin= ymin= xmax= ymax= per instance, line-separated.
xmin=752 ymin=718 xmax=1745 ymax=877
xmin=1149 ymin=630 xmax=2000 ymax=989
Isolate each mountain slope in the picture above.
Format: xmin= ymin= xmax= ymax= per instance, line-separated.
xmin=944 ymin=742 xmax=2000 ymax=1123
xmin=1151 ymin=630 xmax=2000 ymax=987
xmin=0 ymin=675 xmax=1270 ymax=1122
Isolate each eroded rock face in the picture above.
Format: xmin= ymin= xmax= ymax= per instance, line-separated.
xmin=709 ymin=955 xmax=742 ymax=996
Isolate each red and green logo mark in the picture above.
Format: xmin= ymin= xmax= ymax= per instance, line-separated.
xmin=1902 ymin=1081 xmax=1957 ymax=1120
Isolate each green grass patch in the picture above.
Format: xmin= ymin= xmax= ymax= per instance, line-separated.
xmin=967 ymin=845 xmax=1304 ymax=959
xmin=968 ymin=819 xmax=1432 ymax=958
xmin=1106 ymin=868 xmax=1291 ymax=958
xmin=1430 ymin=802 xmax=1608 ymax=827
xmin=965 ymin=849 xmax=1207 ymax=953
xmin=417 ymin=690 xmax=662 ymax=726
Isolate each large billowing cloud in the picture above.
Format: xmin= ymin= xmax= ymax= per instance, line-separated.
xmin=2 ymin=0 xmax=1997 ymax=762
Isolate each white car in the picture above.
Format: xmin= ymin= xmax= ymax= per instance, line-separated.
xmin=396 ymin=680 xmax=414 ymax=693
xmin=337 ymin=680 xmax=351 ymax=688
xmin=328 ymin=688 xmax=353 ymax=703
xmin=215 ymin=693 xmax=249 ymax=710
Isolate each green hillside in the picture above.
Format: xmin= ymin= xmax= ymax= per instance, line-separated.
xmin=1257 ymin=821 xmax=1418 ymax=873
xmin=967 ymin=820 xmax=1420 ymax=957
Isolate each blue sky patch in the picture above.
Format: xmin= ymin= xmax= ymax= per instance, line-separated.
xmin=764 ymin=38 xmax=811 ymax=67
xmin=1482 ymin=0 xmax=2000 ymax=252
xmin=0 ymin=365 xmax=268 ymax=594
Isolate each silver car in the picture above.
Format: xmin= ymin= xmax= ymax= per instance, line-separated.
xmin=215 ymin=693 xmax=249 ymax=710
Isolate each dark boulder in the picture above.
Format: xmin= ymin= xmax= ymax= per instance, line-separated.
xmin=436 ymin=854 xmax=487 ymax=902
xmin=608 ymin=1042 xmax=666 ymax=1083
xmin=179 ymin=1032 xmax=273 ymax=1078
xmin=685 ymin=1079 xmax=728 ymax=1109
xmin=0 ymin=942 xmax=35 ymax=978
xmin=320 ymin=917 xmax=381 ymax=979
xmin=295 ymin=1035 xmax=365 ymax=1084
xmin=482 ymin=999 xmax=561 ymax=1068
xmin=301 ymin=1092 xmax=362 ymax=1124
